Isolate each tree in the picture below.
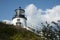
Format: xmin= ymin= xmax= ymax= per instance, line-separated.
xmin=41 ymin=21 xmax=57 ymax=40
xmin=52 ymin=21 xmax=60 ymax=40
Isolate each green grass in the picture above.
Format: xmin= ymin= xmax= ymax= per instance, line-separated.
xmin=0 ymin=22 xmax=44 ymax=40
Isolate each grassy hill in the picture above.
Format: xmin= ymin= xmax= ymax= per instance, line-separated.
xmin=0 ymin=22 xmax=45 ymax=40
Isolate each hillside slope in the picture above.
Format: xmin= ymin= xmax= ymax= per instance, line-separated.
xmin=0 ymin=22 xmax=44 ymax=40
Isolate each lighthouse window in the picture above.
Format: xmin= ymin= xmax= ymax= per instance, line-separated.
xmin=16 ymin=22 xmax=21 ymax=26
xmin=17 ymin=19 xmax=20 ymax=21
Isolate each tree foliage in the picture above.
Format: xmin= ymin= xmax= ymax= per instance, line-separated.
xmin=41 ymin=21 xmax=60 ymax=40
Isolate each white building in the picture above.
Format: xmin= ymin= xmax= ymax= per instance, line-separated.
xmin=12 ymin=7 xmax=27 ymax=28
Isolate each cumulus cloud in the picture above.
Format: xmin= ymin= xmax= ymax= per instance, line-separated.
xmin=25 ymin=4 xmax=60 ymax=29
xmin=45 ymin=5 xmax=60 ymax=22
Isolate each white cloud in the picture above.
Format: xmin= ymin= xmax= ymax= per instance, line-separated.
xmin=25 ymin=4 xmax=60 ymax=29
xmin=45 ymin=5 xmax=60 ymax=22
xmin=2 ymin=20 xmax=13 ymax=24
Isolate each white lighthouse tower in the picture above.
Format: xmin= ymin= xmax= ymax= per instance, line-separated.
xmin=12 ymin=7 xmax=27 ymax=28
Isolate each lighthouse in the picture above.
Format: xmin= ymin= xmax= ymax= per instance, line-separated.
xmin=12 ymin=7 xmax=27 ymax=28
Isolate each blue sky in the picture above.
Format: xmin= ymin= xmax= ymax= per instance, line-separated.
xmin=0 ymin=0 xmax=60 ymax=21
